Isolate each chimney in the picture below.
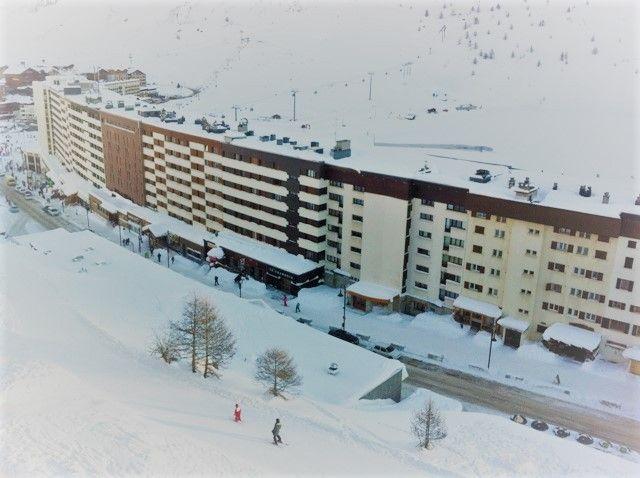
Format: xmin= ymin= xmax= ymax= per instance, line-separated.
xmin=602 ymin=192 xmax=610 ymax=204
xmin=330 ymin=139 xmax=351 ymax=159
xmin=508 ymin=177 xmax=515 ymax=188
xmin=552 ymin=182 xmax=558 ymax=190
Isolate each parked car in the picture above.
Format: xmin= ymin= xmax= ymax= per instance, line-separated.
xmin=23 ymin=191 xmax=34 ymax=200
xmin=44 ymin=206 xmax=61 ymax=216
xmin=5 ymin=176 xmax=16 ymax=186
xmin=15 ymin=185 xmax=26 ymax=194
xmin=328 ymin=328 xmax=359 ymax=345
xmin=373 ymin=344 xmax=395 ymax=356
xmin=9 ymin=204 xmax=19 ymax=213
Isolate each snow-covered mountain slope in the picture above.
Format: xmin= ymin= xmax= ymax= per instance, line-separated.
xmin=1 ymin=229 xmax=638 ymax=476
xmin=2 ymin=0 xmax=638 ymax=179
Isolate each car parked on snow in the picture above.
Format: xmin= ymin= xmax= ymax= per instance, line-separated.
xmin=328 ymin=328 xmax=360 ymax=345
xmin=44 ymin=206 xmax=61 ymax=216
xmin=372 ymin=344 xmax=396 ymax=358
xmin=23 ymin=191 xmax=34 ymax=200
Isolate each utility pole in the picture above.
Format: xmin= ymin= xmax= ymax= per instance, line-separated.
xmin=291 ymin=89 xmax=298 ymax=122
xmin=118 ymin=221 xmax=122 ymax=245
xmin=166 ymin=231 xmax=170 ymax=267
xmin=440 ymin=25 xmax=447 ymax=42
xmin=338 ymin=286 xmax=347 ymax=330
xmin=232 ymin=105 xmax=240 ymax=122
xmin=367 ymin=72 xmax=374 ymax=101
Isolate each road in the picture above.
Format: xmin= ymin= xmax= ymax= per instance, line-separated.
xmin=1 ymin=181 xmax=82 ymax=233
xmin=402 ymin=358 xmax=640 ymax=449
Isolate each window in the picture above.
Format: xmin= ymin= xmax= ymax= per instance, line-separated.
xmin=463 ymin=281 xmax=483 ymax=293
xmin=421 ymin=199 xmax=434 ymax=206
xmin=494 ymin=229 xmax=505 ymax=238
xmin=350 ymin=230 xmax=362 ymax=238
xmin=576 ymin=246 xmax=589 ymax=255
xmin=353 ymin=185 xmax=365 ymax=192
xmin=554 ymin=226 xmax=573 ymax=236
xmin=446 ymin=203 xmax=466 ymax=213
xmin=352 ymin=214 xmax=363 ymax=222
xmin=630 ymin=305 xmax=640 ymax=314
xmin=489 ymin=268 xmax=501 ymax=277
xmin=466 ymin=263 xmax=485 ymax=273
xmin=551 ymin=241 xmax=573 ymax=252
xmin=472 ymin=245 xmax=483 ymax=254
xmin=353 ymin=198 xmax=364 ymax=206
xmin=601 ymin=318 xmax=630 ymax=334
xmin=329 ymin=180 xmax=343 ymax=188
xmin=633 ymin=325 xmax=640 ymax=336
xmin=495 ymin=216 xmax=507 ymax=223
xmin=537 ymin=324 xmax=548 ymax=333
xmin=523 ymin=269 xmax=534 ymax=276
xmin=594 ymin=250 xmax=607 ymax=260
xmin=624 ymin=257 xmax=634 ymax=269
xmin=326 ymin=254 xmax=339 ymax=264
xmin=616 ymin=278 xmax=634 ymax=292
xmin=445 ymin=218 xmax=464 ymax=230
xmin=548 ymin=261 xmax=565 ymax=273
xmin=306 ymin=169 xmax=316 ymax=178
xmin=419 ymin=230 xmax=431 ymax=239
xmin=415 ymin=281 xmax=429 ymax=290
xmin=598 ymin=235 xmax=610 ymax=243
xmin=329 ymin=193 xmax=342 ymax=202
xmin=609 ymin=300 xmax=626 ymax=310
xmin=528 ymin=228 xmax=540 ymax=235
xmin=492 ymin=249 xmax=503 ymax=258
xmin=578 ymin=231 xmax=591 ymax=239
xmin=416 ymin=264 xmax=429 ymax=273
xmin=519 ymin=309 xmax=530 ymax=315
xmin=474 ymin=225 xmax=485 ymax=234
xmin=350 ymin=246 xmax=361 ymax=254
xmin=542 ymin=302 xmax=564 ymax=314
xmin=628 ymin=240 xmax=637 ymax=249
xmin=545 ymin=283 xmax=562 ymax=293
xmin=417 ymin=247 xmax=430 ymax=256
xmin=525 ymin=249 xmax=537 ymax=256
xmin=420 ymin=213 xmax=434 ymax=221
xmin=520 ymin=289 xmax=532 ymax=295
xmin=487 ymin=287 xmax=498 ymax=296
xmin=350 ymin=262 xmax=361 ymax=270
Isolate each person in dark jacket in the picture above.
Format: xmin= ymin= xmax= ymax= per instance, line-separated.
xmin=272 ymin=418 xmax=282 ymax=445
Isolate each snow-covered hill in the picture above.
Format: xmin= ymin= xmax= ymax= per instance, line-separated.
xmin=2 ymin=0 xmax=638 ymax=179
xmin=1 ymin=228 xmax=639 ymax=476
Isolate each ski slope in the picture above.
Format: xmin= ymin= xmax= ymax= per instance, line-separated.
xmin=2 ymin=0 xmax=638 ymax=179
xmin=0 ymin=228 xmax=639 ymax=476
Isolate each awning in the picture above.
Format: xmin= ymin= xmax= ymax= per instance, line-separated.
xmin=346 ymin=281 xmax=399 ymax=303
xmin=542 ymin=323 xmax=602 ymax=352
xmin=497 ymin=316 xmax=530 ymax=333
xmin=453 ymin=295 xmax=501 ymax=319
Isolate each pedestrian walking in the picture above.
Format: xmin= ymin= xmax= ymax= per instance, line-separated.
xmin=171 ymin=256 xmax=175 ymax=264
xmin=214 ymin=275 xmax=219 ymax=286
xmin=554 ymin=374 xmax=561 ymax=385
xmin=295 ymin=303 xmax=300 ymax=313
xmin=157 ymin=252 xmax=161 ymax=262
xmin=233 ymin=404 xmax=242 ymax=422
xmin=272 ymin=418 xmax=282 ymax=445
xmin=283 ymin=295 xmax=288 ymax=307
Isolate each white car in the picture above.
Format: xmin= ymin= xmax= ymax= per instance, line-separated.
xmin=45 ymin=206 xmax=61 ymax=216
xmin=24 ymin=191 xmax=34 ymax=200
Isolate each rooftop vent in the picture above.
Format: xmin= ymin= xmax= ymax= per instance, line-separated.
xmin=514 ymin=177 xmax=538 ymax=200
xmin=124 ymin=105 xmax=134 ymax=111
xmin=270 ymin=134 xmax=276 ymax=141
xmin=237 ymin=118 xmax=249 ymax=133
xmin=635 ymin=194 xmax=640 ymax=206
xmin=579 ymin=185 xmax=592 ymax=197
xmin=330 ymin=139 xmax=351 ymax=159
xmin=259 ymin=135 xmax=270 ymax=142
xmin=602 ymin=192 xmax=610 ymax=204
xmin=314 ymin=148 xmax=324 ymax=154
xmin=117 ymin=100 xmax=124 ymax=108
xmin=282 ymin=137 xmax=289 ymax=143
xmin=276 ymin=139 xmax=283 ymax=145
xmin=508 ymin=177 xmax=515 ymax=188
xmin=271 ymin=114 xmax=281 ymax=120
xmin=469 ymin=168 xmax=491 ymax=183
xmin=105 ymin=100 xmax=113 ymax=109
xmin=310 ymin=141 xmax=319 ymax=148
xmin=289 ymin=140 xmax=297 ymax=146
xmin=553 ymin=182 xmax=558 ymax=190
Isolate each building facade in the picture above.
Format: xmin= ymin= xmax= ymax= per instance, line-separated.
xmin=33 ymin=77 xmax=640 ymax=358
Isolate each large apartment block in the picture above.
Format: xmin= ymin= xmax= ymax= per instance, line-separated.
xmin=33 ymin=76 xmax=640 ymax=358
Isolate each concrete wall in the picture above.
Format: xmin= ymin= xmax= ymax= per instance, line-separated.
xmin=360 ymin=368 xmax=403 ymax=402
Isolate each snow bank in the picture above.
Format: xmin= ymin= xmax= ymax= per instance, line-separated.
xmin=453 ymin=295 xmax=502 ymax=319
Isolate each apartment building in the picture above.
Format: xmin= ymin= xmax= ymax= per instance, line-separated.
xmin=33 ymin=76 xmax=640 ymax=359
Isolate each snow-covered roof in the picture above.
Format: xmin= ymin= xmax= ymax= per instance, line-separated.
xmin=622 ymin=346 xmax=640 ymax=362
xmin=497 ymin=316 xmax=530 ymax=333
xmin=207 ymin=246 xmax=224 ymax=260
xmin=453 ymin=295 xmax=502 ymax=319
xmin=346 ymin=281 xmax=399 ymax=301
xmin=542 ymin=323 xmax=602 ymax=352
xmin=213 ymin=231 xmax=320 ymax=275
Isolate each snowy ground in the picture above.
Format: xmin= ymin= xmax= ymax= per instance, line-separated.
xmin=1 ymin=228 xmax=638 ymax=476
xmin=2 ymin=0 xmax=638 ymax=179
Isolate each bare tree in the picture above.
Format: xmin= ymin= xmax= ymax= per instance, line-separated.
xmin=171 ymin=294 xmax=206 ymax=373
xmin=201 ymin=302 xmax=236 ymax=378
xmin=411 ymin=399 xmax=447 ymax=450
xmin=255 ymin=348 xmax=302 ymax=397
xmin=149 ymin=332 xmax=180 ymax=364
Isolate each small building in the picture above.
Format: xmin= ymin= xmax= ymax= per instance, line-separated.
xmin=346 ymin=281 xmax=400 ymax=313
xmin=497 ymin=316 xmax=530 ymax=348
xmin=22 ymin=149 xmax=45 ymax=174
xmin=622 ymin=347 xmax=640 ymax=375
xmin=542 ymin=323 xmax=602 ymax=362
xmin=4 ymin=67 xmax=46 ymax=89
xmin=452 ymin=295 xmax=502 ymax=331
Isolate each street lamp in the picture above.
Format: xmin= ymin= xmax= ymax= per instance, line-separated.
xmin=338 ymin=286 xmax=347 ymax=330
xmin=487 ymin=316 xmax=498 ymax=369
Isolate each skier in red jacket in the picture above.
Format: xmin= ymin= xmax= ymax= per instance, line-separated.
xmin=234 ymin=403 xmax=242 ymax=422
